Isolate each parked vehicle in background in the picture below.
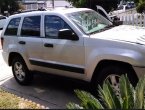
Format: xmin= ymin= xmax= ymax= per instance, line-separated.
xmin=111 ymin=5 xmax=129 ymax=15
xmin=0 ymin=15 xmax=7 ymax=30
xmin=127 ymin=1 xmax=135 ymax=8
xmin=96 ymin=5 xmax=122 ymax=26
xmin=96 ymin=5 xmax=113 ymax=22
xmin=110 ymin=1 xmax=135 ymax=15
xmin=2 ymin=7 xmax=145 ymax=93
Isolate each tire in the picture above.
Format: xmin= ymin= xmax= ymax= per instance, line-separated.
xmin=12 ymin=57 xmax=33 ymax=85
xmin=91 ymin=65 xmax=138 ymax=95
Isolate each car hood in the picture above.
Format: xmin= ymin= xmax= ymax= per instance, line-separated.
xmin=90 ymin=25 xmax=145 ymax=45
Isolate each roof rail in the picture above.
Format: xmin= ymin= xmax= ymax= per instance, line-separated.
xmin=13 ymin=8 xmax=47 ymax=15
xmin=46 ymin=6 xmax=74 ymax=9
xmin=13 ymin=6 xmax=74 ymax=15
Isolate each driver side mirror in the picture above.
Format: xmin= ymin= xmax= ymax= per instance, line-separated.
xmin=58 ymin=29 xmax=79 ymax=41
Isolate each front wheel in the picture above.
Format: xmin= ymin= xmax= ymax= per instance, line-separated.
xmin=91 ymin=65 xmax=138 ymax=95
xmin=12 ymin=57 xmax=33 ymax=85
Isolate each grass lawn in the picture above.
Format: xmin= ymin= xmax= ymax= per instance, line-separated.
xmin=0 ymin=88 xmax=46 ymax=109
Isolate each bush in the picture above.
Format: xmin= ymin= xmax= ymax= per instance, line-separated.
xmin=67 ymin=74 xmax=145 ymax=109
xmin=136 ymin=2 xmax=145 ymax=13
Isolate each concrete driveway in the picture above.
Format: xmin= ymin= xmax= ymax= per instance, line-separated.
xmin=0 ymin=50 xmax=90 ymax=109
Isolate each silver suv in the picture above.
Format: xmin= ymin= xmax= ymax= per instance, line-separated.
xmin=2 ymin=8 xmax=145 ymax=90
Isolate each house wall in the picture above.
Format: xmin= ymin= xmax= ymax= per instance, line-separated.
xmin=22 ymin=0 xmax=47 ymax=10
xmin=22 ymin=0 xmax=72 ymax=10
xmin=46 ymin=0 xmax=72 ymax=8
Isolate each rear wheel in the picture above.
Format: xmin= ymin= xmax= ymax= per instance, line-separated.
xmin=12 ymin=57 xmax=33 ymax=85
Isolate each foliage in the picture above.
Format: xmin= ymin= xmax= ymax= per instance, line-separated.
xmin=0 ymin=0 xmax=20 ymax=15
xmin=66 ymin=0 xmax=87 ymax=8
xmin=67 ymin=0 xmax=118 ymax=13
xmin=67 ymin=75 xmax=145 ymax=109
xmin=136 ymin=0 xmax=145 ymax=13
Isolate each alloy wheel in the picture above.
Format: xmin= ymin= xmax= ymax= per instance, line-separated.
xmin=14 ymin=62 xmax=26 ymax=82
xmin=105 ymin=74 xmax=120 ymax=96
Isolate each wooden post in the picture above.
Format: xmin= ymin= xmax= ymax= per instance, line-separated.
xmin=52 ymin=0 xmax=54 ymax=8
xmin=143 ymin=14 xmax=145 ymax=27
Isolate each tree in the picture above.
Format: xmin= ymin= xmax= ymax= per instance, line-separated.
xmin=67 ymin=0 xmax=87 ymax=8
xmin=135 ymin=0 xmax=145 ymax=13
xmin=67 ymin=0 xmax=118 ymax=13
xmin=0 ymin=0 xmax=20 ymax=15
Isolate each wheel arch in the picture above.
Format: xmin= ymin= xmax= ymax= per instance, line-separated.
xmin=9 ymin=52 xmax=25 ymax=66
xmin=91 ymin=60 xmax=138 ymax=83
xmin=10 ymin=52 xmax=33 ymax=85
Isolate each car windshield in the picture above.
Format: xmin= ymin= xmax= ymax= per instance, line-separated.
xmin=67 ymin=10 xmax=113 ymax=34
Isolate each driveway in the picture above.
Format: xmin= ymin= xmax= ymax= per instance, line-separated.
xmin=0 ymin=50 xmax=90 ymax=109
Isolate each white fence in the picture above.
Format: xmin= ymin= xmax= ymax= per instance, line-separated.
xmin=119 ymin=14 xmax=145 ymax=27
xmin=109 ymin=8 xmax=145 ymax=27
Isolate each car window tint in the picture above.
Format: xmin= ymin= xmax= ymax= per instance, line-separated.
xmin=45 ymin=15 xmax=71 ymax=39
xmin=4 ymin=18 xmax=21 ymax=36
xmin=21 ymin=16 xmax=41 ymax=37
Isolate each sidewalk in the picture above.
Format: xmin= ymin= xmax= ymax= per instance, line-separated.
xmin=0 ymin=50 xmax=13 ymax=83
xmin=0 ymin=33 xmax=11 ymax=82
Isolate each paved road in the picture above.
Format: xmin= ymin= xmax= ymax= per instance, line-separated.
xmin=0 ymin=50 xmax=89 ymax=109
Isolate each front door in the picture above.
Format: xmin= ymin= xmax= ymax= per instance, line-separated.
xmin=41 ymin=15 xmax=85 ymax=78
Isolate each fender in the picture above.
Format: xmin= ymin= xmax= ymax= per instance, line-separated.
xmin=85 ymin=47 xmax=144 ymax=81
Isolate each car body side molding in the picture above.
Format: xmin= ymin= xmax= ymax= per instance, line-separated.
xmin=29 ymin=60 xmax=85 ymax=74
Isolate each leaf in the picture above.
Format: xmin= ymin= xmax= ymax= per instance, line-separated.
xmin=119 ymin=74 xmax=134 ymax=109
xmin=98 ymin=81 xmax=121 ymax=109
xmin=144 ymin=99 xmax=145 ymax=109
xmin=134 ymin=75 xmax=145 ymax=109
xmin=74 ymin=90 xmax=104 ymax=109
xmin=67 ymin=103 xmax=84 ymax=109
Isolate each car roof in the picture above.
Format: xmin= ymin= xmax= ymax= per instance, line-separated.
xmin=8 ymin=8 xmax=91 ymax=19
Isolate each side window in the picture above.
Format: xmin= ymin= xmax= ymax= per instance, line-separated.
xmin=45 ymin=15 xmax=72 ymax=39
xmin=21 ymin=16 xmax=41 ymax=37
xmin=4 ymin=18 xmax=21 ymax=36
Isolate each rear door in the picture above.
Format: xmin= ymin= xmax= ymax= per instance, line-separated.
xmin=18 ymin=15 xmax=44 ymax=71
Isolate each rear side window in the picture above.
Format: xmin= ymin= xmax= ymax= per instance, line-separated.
xmin=4 ymin=18 xmax=21 ymax=36
xmin=21 ymin=16 xmax=41 ymax=37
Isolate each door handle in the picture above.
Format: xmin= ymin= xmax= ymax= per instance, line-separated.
xmin=44 ymin=43 xmax=54 ymax=48
xmin=19 ymin=41 xmax=26 ymax=45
